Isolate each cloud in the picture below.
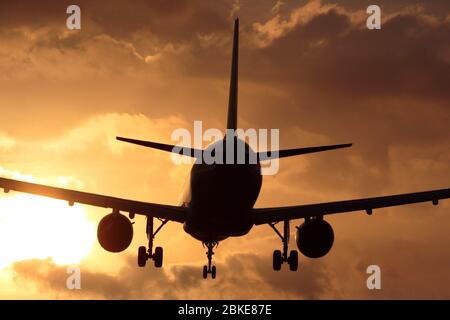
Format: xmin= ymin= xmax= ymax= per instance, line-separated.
xmin=0 ymin=167 xmax=34 ymax=182
xmin=0 ymin=134 xmax=15 ymax=151
xmin=252 ymin=0 xmax=340 ymax=47
xmin=245 ymin=5 xmax=450 ymax=101
xmin=42 ymin=113 xmax=188 ymax=154
xmin=10 ymin=252 xmax=337 ymax=299
xmin=0 ymin=0 xmax=232 ymax=43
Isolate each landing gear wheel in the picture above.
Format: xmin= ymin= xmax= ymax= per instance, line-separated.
xmin=138 ymin=246 xmax=147 ymax=267
xmin=154 ymin=246 xmax=163 ymax=268
xmin=288 ymin=250 xmax=298 ymax=271
xmin=203 ymin=266 xmax=208 ymax=279
xmin=273 ymin=250 xmax=282 ymax=271
xmin=211 ymin=266 xmax=217 ymax=279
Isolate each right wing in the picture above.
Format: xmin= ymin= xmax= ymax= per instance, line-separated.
xmin=0 ymin=177 xmax=186 ymax=223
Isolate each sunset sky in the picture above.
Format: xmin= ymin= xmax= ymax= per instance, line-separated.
xmin=0 ymin=0 xmax=449 ymax=299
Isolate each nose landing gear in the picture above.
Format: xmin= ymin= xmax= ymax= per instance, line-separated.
xmin=202 ymin=241 xmax=219 ymax=279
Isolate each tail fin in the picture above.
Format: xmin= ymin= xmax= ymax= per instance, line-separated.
xmin=226 ymin=18 xmax=239 ymax=131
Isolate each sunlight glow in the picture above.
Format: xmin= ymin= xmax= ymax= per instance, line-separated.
xmin=0 ymin=194 xmax=96 ymax=270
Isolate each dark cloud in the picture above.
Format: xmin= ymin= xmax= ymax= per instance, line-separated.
xmin=322 ymin=0 xmax=450 ymax=18
xmin=11 ymin=253 xmax=336 ymax=299
xmin=0 ymin=0 xmax=232 ymax=42
xmin=242 ymin=11 xmax=450 ymax=100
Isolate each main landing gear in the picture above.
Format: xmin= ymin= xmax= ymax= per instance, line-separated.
xmin=202 ymin=242 xmax=218 ymax=279
xmin=269 ymin=220 xmax=298 ymax=271
xmin=137 ymin=216 xmax=168 ymax=268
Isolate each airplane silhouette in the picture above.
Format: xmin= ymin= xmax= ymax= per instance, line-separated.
xmin=1 ymin=19 xmax=449 ymax=279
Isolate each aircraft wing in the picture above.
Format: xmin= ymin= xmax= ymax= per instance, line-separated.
xmin=252 ymin=188 xmax=450 ymax=225
xmin=0 ymin=177 xmax=186 ymax=223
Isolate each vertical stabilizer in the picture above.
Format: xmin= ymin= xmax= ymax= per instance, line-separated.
xmin=226 ymin=18 xmax=239 ymax=130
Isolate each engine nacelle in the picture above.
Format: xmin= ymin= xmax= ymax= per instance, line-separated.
xmin=97 ymin=213 xmax=133 ymax=253
xmin=295 ymin=219 xmax=334 ymax=258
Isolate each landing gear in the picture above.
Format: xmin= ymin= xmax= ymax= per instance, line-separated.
xmin=269 ymin=220 xmax=298 ymax=271
xmin=202 ymin=242 xmax=218 ymax=279
xmin=137 ymin=216 xmax=168 ymax=268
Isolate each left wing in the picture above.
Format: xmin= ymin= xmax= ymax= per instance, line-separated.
xmin=252 ymin=188 xmax=450 ymax=225
xmin=0 ymin=177 xmax=186 ymax=223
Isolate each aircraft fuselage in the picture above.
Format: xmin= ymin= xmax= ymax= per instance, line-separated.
xmin=182 ymin=139 xmax=262 ymax=242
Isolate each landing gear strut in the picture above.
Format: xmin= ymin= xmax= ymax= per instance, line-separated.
xmin=269 ymin=220 xmax=298 ymax=271
xmin=202 ymin=242 xmax=218 ymax=279
xmin=137 ymin=216 xmax=168 ymax=268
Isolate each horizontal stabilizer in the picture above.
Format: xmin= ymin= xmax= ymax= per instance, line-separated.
xmin=116 ymin=136 xmax=203 ymax=158
xmin=258 ymin=143 xmax=352 ymax=161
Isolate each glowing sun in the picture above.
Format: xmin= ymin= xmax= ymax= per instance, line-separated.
xmin=0 ymin=194 xmax=96 ymax=269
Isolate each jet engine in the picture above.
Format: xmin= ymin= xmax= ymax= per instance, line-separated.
xmin=295 ymin=219 xmax=334 ymax=258
xmin=97 ymin=213 xmax=133 ymax=252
